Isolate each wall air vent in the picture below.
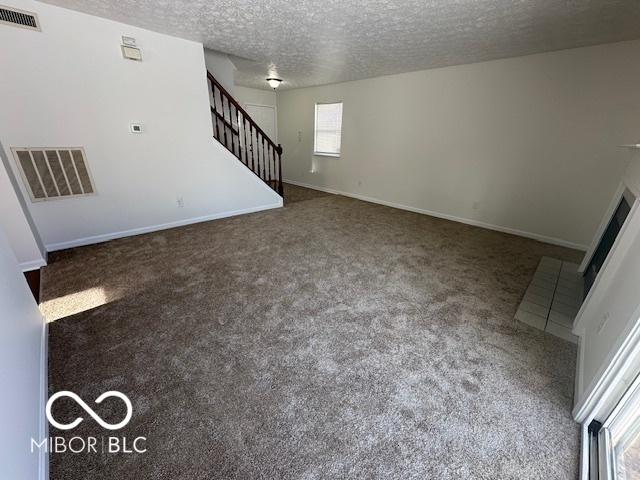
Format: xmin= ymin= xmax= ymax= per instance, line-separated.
xmin=11 ymin=148 xmax=96 ymax=202
xmin=0 ymin=5 xmax=40 ymax=31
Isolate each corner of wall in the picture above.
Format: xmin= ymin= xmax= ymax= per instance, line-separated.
xmin=0 ymin=141 xmax=47 ymax=269
xmin=39 ymin=321 xmax=49 ymax=480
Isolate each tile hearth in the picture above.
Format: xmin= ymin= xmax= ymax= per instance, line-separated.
xmin=515 ymin=257 xmax=582 ymax=343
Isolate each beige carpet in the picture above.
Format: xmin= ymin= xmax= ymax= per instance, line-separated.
xmin=43 ymin=183 xmax=582 ymax=479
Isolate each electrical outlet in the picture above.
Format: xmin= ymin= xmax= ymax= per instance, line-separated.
xmin=176 ymin=196 xmax=184 ymax=208
xmin=357 ymin=181 xmax=362 ymax=187
xmin=472 ymin=201 xmax=480 ymax=210
xmin=297 ymin=131 xmax=302 ymax=142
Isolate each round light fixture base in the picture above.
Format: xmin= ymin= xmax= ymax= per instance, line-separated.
xmin=266 ymin=78 xmax=282 ymax=89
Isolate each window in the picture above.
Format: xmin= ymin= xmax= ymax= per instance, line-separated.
xmin=314 ymin=102 xmax=343 ymax=157
xmin=597 ymin=372 xmax=640 ymax=479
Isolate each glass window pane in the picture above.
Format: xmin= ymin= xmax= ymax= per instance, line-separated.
xmin=615 ymin=415 xmax=640 ymax=479
xmin=314 ymin=103 xmax=343 ymax=154
xmin=604 ymin=374 xmax=640 ymax=480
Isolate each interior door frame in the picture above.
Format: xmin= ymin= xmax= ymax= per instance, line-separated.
xmin=244 ymin=102 xmax=278 ymax=144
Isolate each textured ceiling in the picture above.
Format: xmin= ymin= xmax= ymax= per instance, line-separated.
xmin=38 ymin=0 xmax=640 ymax=90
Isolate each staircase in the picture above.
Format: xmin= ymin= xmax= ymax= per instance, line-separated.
xmin=207 ymin=71 xmax=283 ymax=196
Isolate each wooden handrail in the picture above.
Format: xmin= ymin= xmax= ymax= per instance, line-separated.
xmin=207 ymin=71 xmax=281 ymax=154
xmin=207 ymin=70 xmax=283 ymax=196
xmin=210 ymin=106 xmax=238 ymax=135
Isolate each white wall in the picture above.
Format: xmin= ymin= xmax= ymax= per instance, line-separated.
xmin=0 ymin=0 xmax=281 ymax=251
xmin=278 ymin=40 xmax=640 ymax=249
xmin=0 ymin=142 xmax=46 ymax=270
xmin=204 ymin=48 xmax=236 ymax=95
xmin=0 ymin=224 xmax=47 ymax=479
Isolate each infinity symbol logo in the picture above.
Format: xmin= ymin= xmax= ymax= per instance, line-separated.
xmin=46 ymin=391 xmax=133 ymax=431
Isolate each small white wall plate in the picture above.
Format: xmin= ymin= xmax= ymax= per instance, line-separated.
xmin=121 ymin=36 xmax=136 ymax=47
xmin=121 ymin=45 xmax=142 ymax=61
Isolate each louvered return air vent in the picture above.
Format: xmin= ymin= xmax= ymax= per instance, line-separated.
xmin=0 ymin=5 xmax=40 ymax=31
xmin=12 ymin=148 xmax=96 ymax=202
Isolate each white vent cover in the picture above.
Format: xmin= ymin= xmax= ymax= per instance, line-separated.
xmin=12 ymin=148 xmax=96 ymax=202
xmin=0 ymin=5 xmax=40 ymax=31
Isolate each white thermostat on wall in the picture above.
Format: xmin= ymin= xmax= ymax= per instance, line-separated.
xmin=130 ymin=123 xmax=143 ymax=134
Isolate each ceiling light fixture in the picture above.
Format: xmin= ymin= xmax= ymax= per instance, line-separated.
xmin=266 ymin=77 xmax=282 ymax=89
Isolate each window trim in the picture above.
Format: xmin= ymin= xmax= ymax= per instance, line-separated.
xmin=313 ymin=101 xmax=343 ymax=157
xmin=313 ymin=151 xmax=341 ymax=158
xmin=597 ymin=371 xmax=640 ymax=479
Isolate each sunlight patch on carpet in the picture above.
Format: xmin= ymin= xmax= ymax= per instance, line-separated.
xmin=41 ymin=286 xmax=113 ymax=322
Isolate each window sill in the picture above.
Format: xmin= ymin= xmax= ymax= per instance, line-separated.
xmin=313 ymin=152 xmax=340 ymax=158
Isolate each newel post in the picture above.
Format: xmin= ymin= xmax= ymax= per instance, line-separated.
xmin=277 ymin=144 xmax=284 ymax=196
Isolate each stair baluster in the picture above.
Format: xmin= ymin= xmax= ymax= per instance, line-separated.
xmin=207 ymin=71 xmax=284 ymax=197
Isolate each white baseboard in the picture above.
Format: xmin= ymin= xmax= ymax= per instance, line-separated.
xmin=20 ymin=258 xmax=47 ymax=272
xmin=284 ymin=179 xmax=588 ymax=251
xmin=45 ymin=202 xmax=283 ymax=252
xmin=39 ymin=321 xmax=49 ymax=480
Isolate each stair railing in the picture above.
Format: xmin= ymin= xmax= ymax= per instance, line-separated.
xmin=207 ymin=71 xmax=283 ymax=196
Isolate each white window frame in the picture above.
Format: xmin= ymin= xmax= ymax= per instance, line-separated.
xmin=598 ymin=371 xmax=640 ymax=479
xmin=313 ymin=102 xmax=343 ymax=157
